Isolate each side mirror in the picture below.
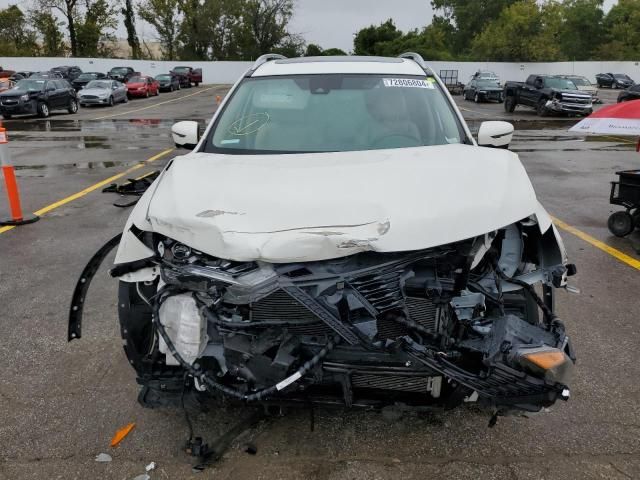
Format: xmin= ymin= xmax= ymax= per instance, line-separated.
xmin=171 ymin=121 xmax=199 ymax=150
xmin=477 ymin=121 xmax=514 ymax=149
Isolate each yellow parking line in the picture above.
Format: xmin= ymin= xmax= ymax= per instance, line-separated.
xmin=91 ymin=86 xmax=216 ymax=120
xmin=552 ymin=216 xmax=640 ymax=270
xmin=0 ymin=148 xmax=173 ymax=236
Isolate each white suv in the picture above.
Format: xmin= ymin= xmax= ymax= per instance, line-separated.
xmin=73 ymin=54 xmax=576 ymax=417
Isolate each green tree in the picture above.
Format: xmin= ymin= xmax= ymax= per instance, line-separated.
xmin=236 ymin=0 xmax=296 ymax=59
xmin=353 ymin=19 xmax=402 ymax=56
xmin=30 ymin=11 xmax=66 ymax=56
xmin=37 ymin=0 xmax=79 ymax=56
xmin=431 ymin=0 xmax=518 ymax=53
xmin=322 ymin=48 xmax=347 ymax=56
xmin=0 ymin=6 xmax=39 ymax=56
xmin=305 ymin=43 xmax=323 ymax=56
xmin=178 ymin=0 xmax=244 ymax=60
xmin=556 ymin=0 xmax=604 ymax=60
xmin=595 ymin=0 xmax=640 ymax=60
xmin=75 ymin=0 xmax=118 ymax=57
xmin=471 ymin=0 xmax=562 ymax=61
xmin=122 ymin=0 xmax=142 ymax=59
xmin=138 ymin=0 xmax=181 ymax=60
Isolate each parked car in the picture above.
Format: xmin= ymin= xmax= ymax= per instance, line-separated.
xmin=10 ymin=71 xmax=33 ymax=81
xmin=0 ymin=78 xmax=78 ymax=118
xmin=170 ymin=66 xmax=202 ymax=87
xmin=51 ymin=66 xmax=83 ymax=81
xmin=108 ymin=66 xmax=139 ymax=83
xmin=558 ymin=75 xmax=599 ymax=103
xmin=155 ymin=73 xmax=180 ymax=92
xmin=30 ymin=71 xmax=64 ymax=79
xmin=471 ymin=69 xmax=500 ymax=83
xmin=72 ymin=72 xmax=108 ymax=91
xmin=72 ymin=53 xmax=577 ymax=418
xmin=617 ymin=84 xmax=640 ymax=103
xmin=78 ymin=79 xmax=128 ymax=107
xmin=463 ymin=78 xmax=503 ymax=102
xmin=596 ymin=73 xmax=635 ymax=89
xmin=0 ymin=67 xmax=15 ymax=79
xmin=126 ymin=75 xmax=160 ymax=98
xmin=504 ymin=74 xmax=592 ymax=116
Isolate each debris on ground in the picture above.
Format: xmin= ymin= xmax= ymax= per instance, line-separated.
xmin=244 ymin=443 xmax=257 ymax=455
xmin=145 ymin=461 xmax=157 ymax=472
xmin=110 ymin=422 xmax=136 ymax=447
xmin=94 ymin=453 xmax=112 ymax=463
xmin=131 ymin=475 xmax=150 ymax=480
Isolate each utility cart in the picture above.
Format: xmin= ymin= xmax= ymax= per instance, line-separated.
xmin=608 ymin=169 xmax=640 ymax=237
xmin=439 ymin=69 xmax=464 ymax=95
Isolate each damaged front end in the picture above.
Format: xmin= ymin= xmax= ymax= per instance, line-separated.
xmin=72 ymin=216 xmax=576 ymax=415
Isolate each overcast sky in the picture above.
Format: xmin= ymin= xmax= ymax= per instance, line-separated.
xmin=1 ymin=0 xmax=620 ymax=52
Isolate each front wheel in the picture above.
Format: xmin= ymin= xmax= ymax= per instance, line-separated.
xmin=504 ymin=95 xmax=516 ymax=113
xmin=537 ymin=99 xmax=549 ymax=117
xmin=474 ymin=93 xmax=480 ymax=103
xmin=37 ymin=102 xmax=50 ymax=118
xmin=145 ymin=90 xmax=150 ymax=98
xmin=608 ymin=211 xmax=634 ymax=237
xmin=108 ymin=96 xmax=114 ymax=107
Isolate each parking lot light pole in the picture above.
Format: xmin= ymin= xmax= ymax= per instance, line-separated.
xmin=0 ymin=127 xmax=39 ymax=226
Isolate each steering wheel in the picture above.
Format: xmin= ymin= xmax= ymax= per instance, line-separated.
xmin=371 ymin=133 xmax=422 ymax=149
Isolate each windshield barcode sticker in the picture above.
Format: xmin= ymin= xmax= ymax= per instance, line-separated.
xmin=383 ymin=78 xmax=434 ymax=89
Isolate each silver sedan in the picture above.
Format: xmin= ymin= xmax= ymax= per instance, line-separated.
xmin=78 ymin=80 xmax=128 ymax=107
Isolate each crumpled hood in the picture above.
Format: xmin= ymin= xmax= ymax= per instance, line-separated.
xmin=120 ymin=144 xmax=552 ymax=263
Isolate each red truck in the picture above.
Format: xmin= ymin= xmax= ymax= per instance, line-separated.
xmin=170 ymin=66 xmax=203 ymax=87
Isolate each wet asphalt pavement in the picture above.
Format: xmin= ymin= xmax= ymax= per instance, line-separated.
xmin=0 ymin=85 xmax=639 ymax=480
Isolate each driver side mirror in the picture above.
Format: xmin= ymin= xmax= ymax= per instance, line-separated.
xmin=477 ymin=121 xmax=514 ymax=149
xmin=171 ymin=121 xmax=199 ymax=150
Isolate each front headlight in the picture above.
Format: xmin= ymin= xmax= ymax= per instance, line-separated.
xmin=20 ymin=94 xmax=29 ymax=101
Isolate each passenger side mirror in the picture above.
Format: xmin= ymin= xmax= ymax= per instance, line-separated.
xmin=477 ymin=121 xmax=514 ymax=149
xmin=171 ymin=121 xmax=199 ymax=150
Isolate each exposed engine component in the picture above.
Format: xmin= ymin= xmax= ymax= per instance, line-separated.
xmin=93 ymin=219 xmax=576 ymax=413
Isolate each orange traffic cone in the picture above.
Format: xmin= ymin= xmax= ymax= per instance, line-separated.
xmin=0 ymin=127 xmax=39 ymax=226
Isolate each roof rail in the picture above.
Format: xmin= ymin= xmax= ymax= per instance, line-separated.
xmin=249 ymin=54 xmax=287 ymax=73
xmin=398 ymin=52 xmax=433 ymax=74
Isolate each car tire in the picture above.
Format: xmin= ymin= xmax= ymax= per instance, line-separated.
xmin=474 ymin=93 xmax=480 ymax=103
xmin=194 ymin=82 xmax=199 ymax=87
xmin=536 ymin=99 xmax=548 ymax=117
xmin=37 ymin=102 xmax=49 ymax=118
xmin=108 ymin=96 xmax=114 ymax=107
xmin=145 ymin=90 xmax=150 ymax=98
xmin=608 ymin=211 xmax=634 ymax=237
xmin=123 ymin=95 xmax=129 ymax=103
xmin=504 ymin=96 xmax=516 ymax=113
xmin=68 ymin=99 xmax=78 ymax=114
xmin=154 ymin=89 xmax=159 ymax=96
xmin=169 ymin=85 xmax=174 ymax=92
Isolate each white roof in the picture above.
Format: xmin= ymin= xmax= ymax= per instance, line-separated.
xmin=252 ymin=56 xmax=427 ymax=77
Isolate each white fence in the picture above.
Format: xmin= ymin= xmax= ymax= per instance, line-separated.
xmin=1 ymin=57 xmax=640 ymax=84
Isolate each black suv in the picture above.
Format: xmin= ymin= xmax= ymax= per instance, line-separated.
xmin=596 ymin=73 xmax=635 ymax=89
xmin=617 ymin=84 xmax=640 ymax=103
xmin=0 ymin=78 xmax=79 ymax=118
xmin=51 ymin=66 xmax=83 ymax=81
xmin=72 ymin=72 xmax=108 ymax=91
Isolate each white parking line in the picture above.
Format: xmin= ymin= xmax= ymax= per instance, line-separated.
xmin=91 ymin=86 xmax=217 ymax=120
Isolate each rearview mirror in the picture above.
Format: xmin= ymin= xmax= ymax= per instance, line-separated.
xmin=477 ymin=121 xmax=514 ymax=149
xmin=171 ymin=121 xmax=199 ymax=150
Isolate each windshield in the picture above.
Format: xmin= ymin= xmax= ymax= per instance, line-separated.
xmin=77 ymin=73 xmax=97 ymax=81
xmin=14 ymin=79 xmax=45 ymax=91
xmin=614 ymin=74 xmax=630 ymax=80
xmin=173 ymin=67 xmax=189 ymax=72
xmin=156 ymin=75 xmax=171 ymax=80
xmin=127 ymin=76 xmax=144 ymax=83
xmin=204 ymin=74 xmax=465 ymax=154
xmin=111 ymin=68 xmax=129 ymax=74
xmin=477 ymin=80 xmax=499 ymax=88
xmin=567 ymin=77 xmax=590 ymax=86
xmin=86 ymin=80 xmax=111 ymax=89
xmin=544 ymin=77 xmax=577 ymax=89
